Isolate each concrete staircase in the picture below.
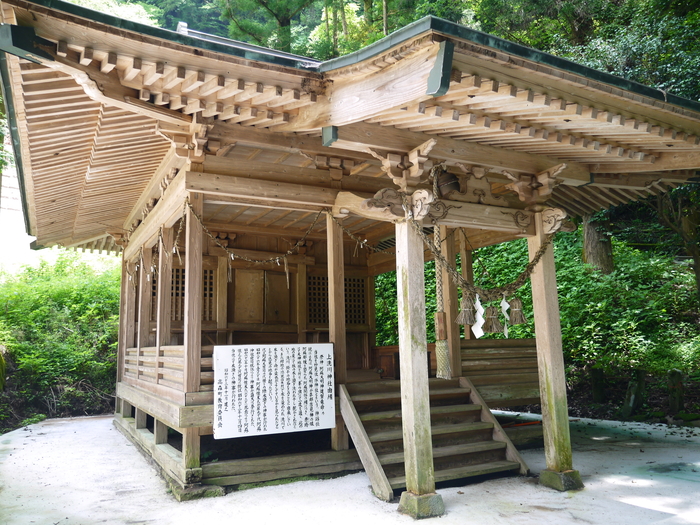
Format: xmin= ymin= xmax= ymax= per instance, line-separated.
xmin=340 ymin=377 xmax=528 ymax=500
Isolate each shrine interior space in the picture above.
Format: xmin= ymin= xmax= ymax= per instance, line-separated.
xmin=2 ymin=0 xmax=700 ymax=514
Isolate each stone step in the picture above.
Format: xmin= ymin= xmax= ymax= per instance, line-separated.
xmin=377 ymin=440 xmax=507 ymax=466
xmin=367 ymin=421 xmax=493 ymax=443
xmin=388 ymin=460 xmax=521 ymax=489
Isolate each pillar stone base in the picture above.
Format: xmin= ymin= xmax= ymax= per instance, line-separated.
xmin=397 ymin=491 xmax=445 ymax=519
xmin=539 ymin=469 xmax=584 ymax=491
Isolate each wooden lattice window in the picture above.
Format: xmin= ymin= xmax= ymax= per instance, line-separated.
xmin=202 ymin=269 xmax=215 ymax=322
xmin=307 ymin=276 xmax=366 ymax=326
xmin=151 ymin=278 xmax=157 ymax=322
xmin=171 ymin=268 xmax=185 ymax=321
xmin=308 ymin=275 xmax=328 ymax=325
xmin=345 ymin=277 xmax=366 ymax=325
xmin=166 ymin=268 xmax=215 ymax=322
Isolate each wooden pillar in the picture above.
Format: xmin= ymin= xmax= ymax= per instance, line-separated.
xmin=216 ymin=256 xmax=228 ymax=344
xmin=182 ymin=427 xmax=200 ymax=470
xmin=121 ymin=400 xmax=133 ymax=418
xmin=184 ymin=192 xmax=203 ymax=394
xmin=156 ymin=227 xmax=173 ymax=386
xmin=117 ymin=257 xmax=132 ymax=384
xmin=135 ymin=408 xmax=147 ymax=429
xmin=395 ymin=220 xmax=444 ymax=518
xmin=154 ymin=419 xmax=168 ymax=445
xmin=327 ymin=214 xmax=348 ymax=450
xmin=440 ymin=226 xmax=461 ymax=377
xmin=118 ymin=260 xmax=137 ymax=403
xmin=528 ymin=212 xmax=583 ymax=491
xmin=137 ymin=248 xmax=153 ymax=380
xmin=296 ymin=263 xmax=308 ymax=343
xmin=459 ymin=235 xmax=474 ymax=340
xmin=366 ymin=275 xmax=376 ymax=369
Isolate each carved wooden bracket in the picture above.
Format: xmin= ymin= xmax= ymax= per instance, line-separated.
xmin=504 ymin=163 xmax=567 ymax=207
xmin=368 ymin=139 xmax=436 ymax=191
xmin=442 ymin=164 xmax=506 ymax=206
xmin=541 ymin=207 xmax=569 ymax=234
xmin=335 ymin=188 xmax=435 ymax=222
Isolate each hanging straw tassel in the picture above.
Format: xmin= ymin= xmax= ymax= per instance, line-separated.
xmin=455 ymin=291 xmax=476 ymax=326
xmin=483 ymin=306 xmax=503 ymax=333
xmin=434 ymin=312 xmax=452 ymax=379
xmin=508 ymin=297 xmax=527 ymax=325
xmin=435 ymin=339 xmax=451 ymax=379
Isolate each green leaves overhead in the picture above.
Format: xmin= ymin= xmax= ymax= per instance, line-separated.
xmin=220 ymin=0 xmax=317 ymax=52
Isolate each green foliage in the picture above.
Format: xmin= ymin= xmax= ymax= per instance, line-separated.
xmin=64 ymin=0 xmax=161 ymax=25
xmin=374 ymin=260 xmax=437 ymax=346
xmin=475 ymin=232 xmax=700 ymax=375
xmin=139 ymin=0 xmax=229 ymax=35
xmin=375 ymin=230 xmax=700 ymax=378
xmin=220 ymin=0 xmax=317 ymax=52
xmin=0 ymin=253 xmax=120 ymax=433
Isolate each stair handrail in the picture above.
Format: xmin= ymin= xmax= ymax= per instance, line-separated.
xmin=458 ymin=376 xmax=530 ymax=475
xmin=338 ymin=384 xmax=394 ymax=502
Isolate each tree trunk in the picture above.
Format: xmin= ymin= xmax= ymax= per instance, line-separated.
xmin=583 ymin=212 xmax=614 ymax=274
xmin=340 ymin=0 xmax=348 ymax=36
xmin=668 ymin=369 xmax=684 ymax=414
xmin=621 ymin=369 xmax=645 ymax=418
xmin=382 ymin=0 xmax=388 ymax=35
xmin=278 ymin=18 xmax=292 ymax=53
xmin=332 ymin=0 xmax=339 ymax=54
xmin=364 ymin=0 xmax=373 ymax=25
xmin=590 ymin=367 xmax=606 ymax=403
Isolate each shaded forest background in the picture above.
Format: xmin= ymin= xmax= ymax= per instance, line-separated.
xmin=2 ymin=0 xmax=700 ymax=432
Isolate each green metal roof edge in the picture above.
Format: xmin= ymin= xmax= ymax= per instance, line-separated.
xmin=19 ymin=0 xmax=320 ymax=70
xmin=319 ymin=16 xmax=700 ymax=115
xmin=0 ymin=51 xmax=31 ymax=237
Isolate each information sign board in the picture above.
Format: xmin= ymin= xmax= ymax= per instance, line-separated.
xmin=213 ymin=344 xmax=335 ymax=439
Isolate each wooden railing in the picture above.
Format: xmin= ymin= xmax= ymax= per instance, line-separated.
xmin=124 ymin=345 xmax=185 ymax=391
xmin=461 ymin=338 xmax=540 ymax=407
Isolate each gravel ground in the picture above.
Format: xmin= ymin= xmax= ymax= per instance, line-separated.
xmin=1 ymin=414 xmax=699 ymax=525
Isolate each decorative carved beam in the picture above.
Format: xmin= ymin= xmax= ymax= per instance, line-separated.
xmin=333 ymin=189 xmax=536 ymax=234
xmin=322 ymin=122 xmax=591 ymax=185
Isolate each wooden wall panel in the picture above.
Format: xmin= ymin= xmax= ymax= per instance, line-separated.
xmin=265 ymin=272 xmax=291 ymax=324
xmin=234 ymin=269 xmax=264 ymax=323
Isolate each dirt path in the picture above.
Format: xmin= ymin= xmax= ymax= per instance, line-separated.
xmin=1 ymin=415 xmax=699 ymax=524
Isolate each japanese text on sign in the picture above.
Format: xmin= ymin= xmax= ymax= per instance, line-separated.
xmin=213 ymin=344 xmax=335 ymax=439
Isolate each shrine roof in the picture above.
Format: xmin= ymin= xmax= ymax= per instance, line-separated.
xmin=1 ymin=0 xmax=699 ymax=254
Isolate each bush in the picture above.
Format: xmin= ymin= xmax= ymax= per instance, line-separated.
xmin=0 ymin=252 xmax=120 ymax=433
xmin=375 ymin=229 xmax=700 ymax=378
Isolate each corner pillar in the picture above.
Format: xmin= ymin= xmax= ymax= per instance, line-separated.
xmin=395 ymin=220 xmax=444 ymax=518
xmin=184 ymin=193 xmax=203 ymax=393
xmin=327 ymin=213 xmax=348 ymax=450
xmin=528 ymin=212 xmax=583 ymax=491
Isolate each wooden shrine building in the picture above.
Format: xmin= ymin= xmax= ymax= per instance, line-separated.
xmin=3 ymin=0 xmax=700 ymax=517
